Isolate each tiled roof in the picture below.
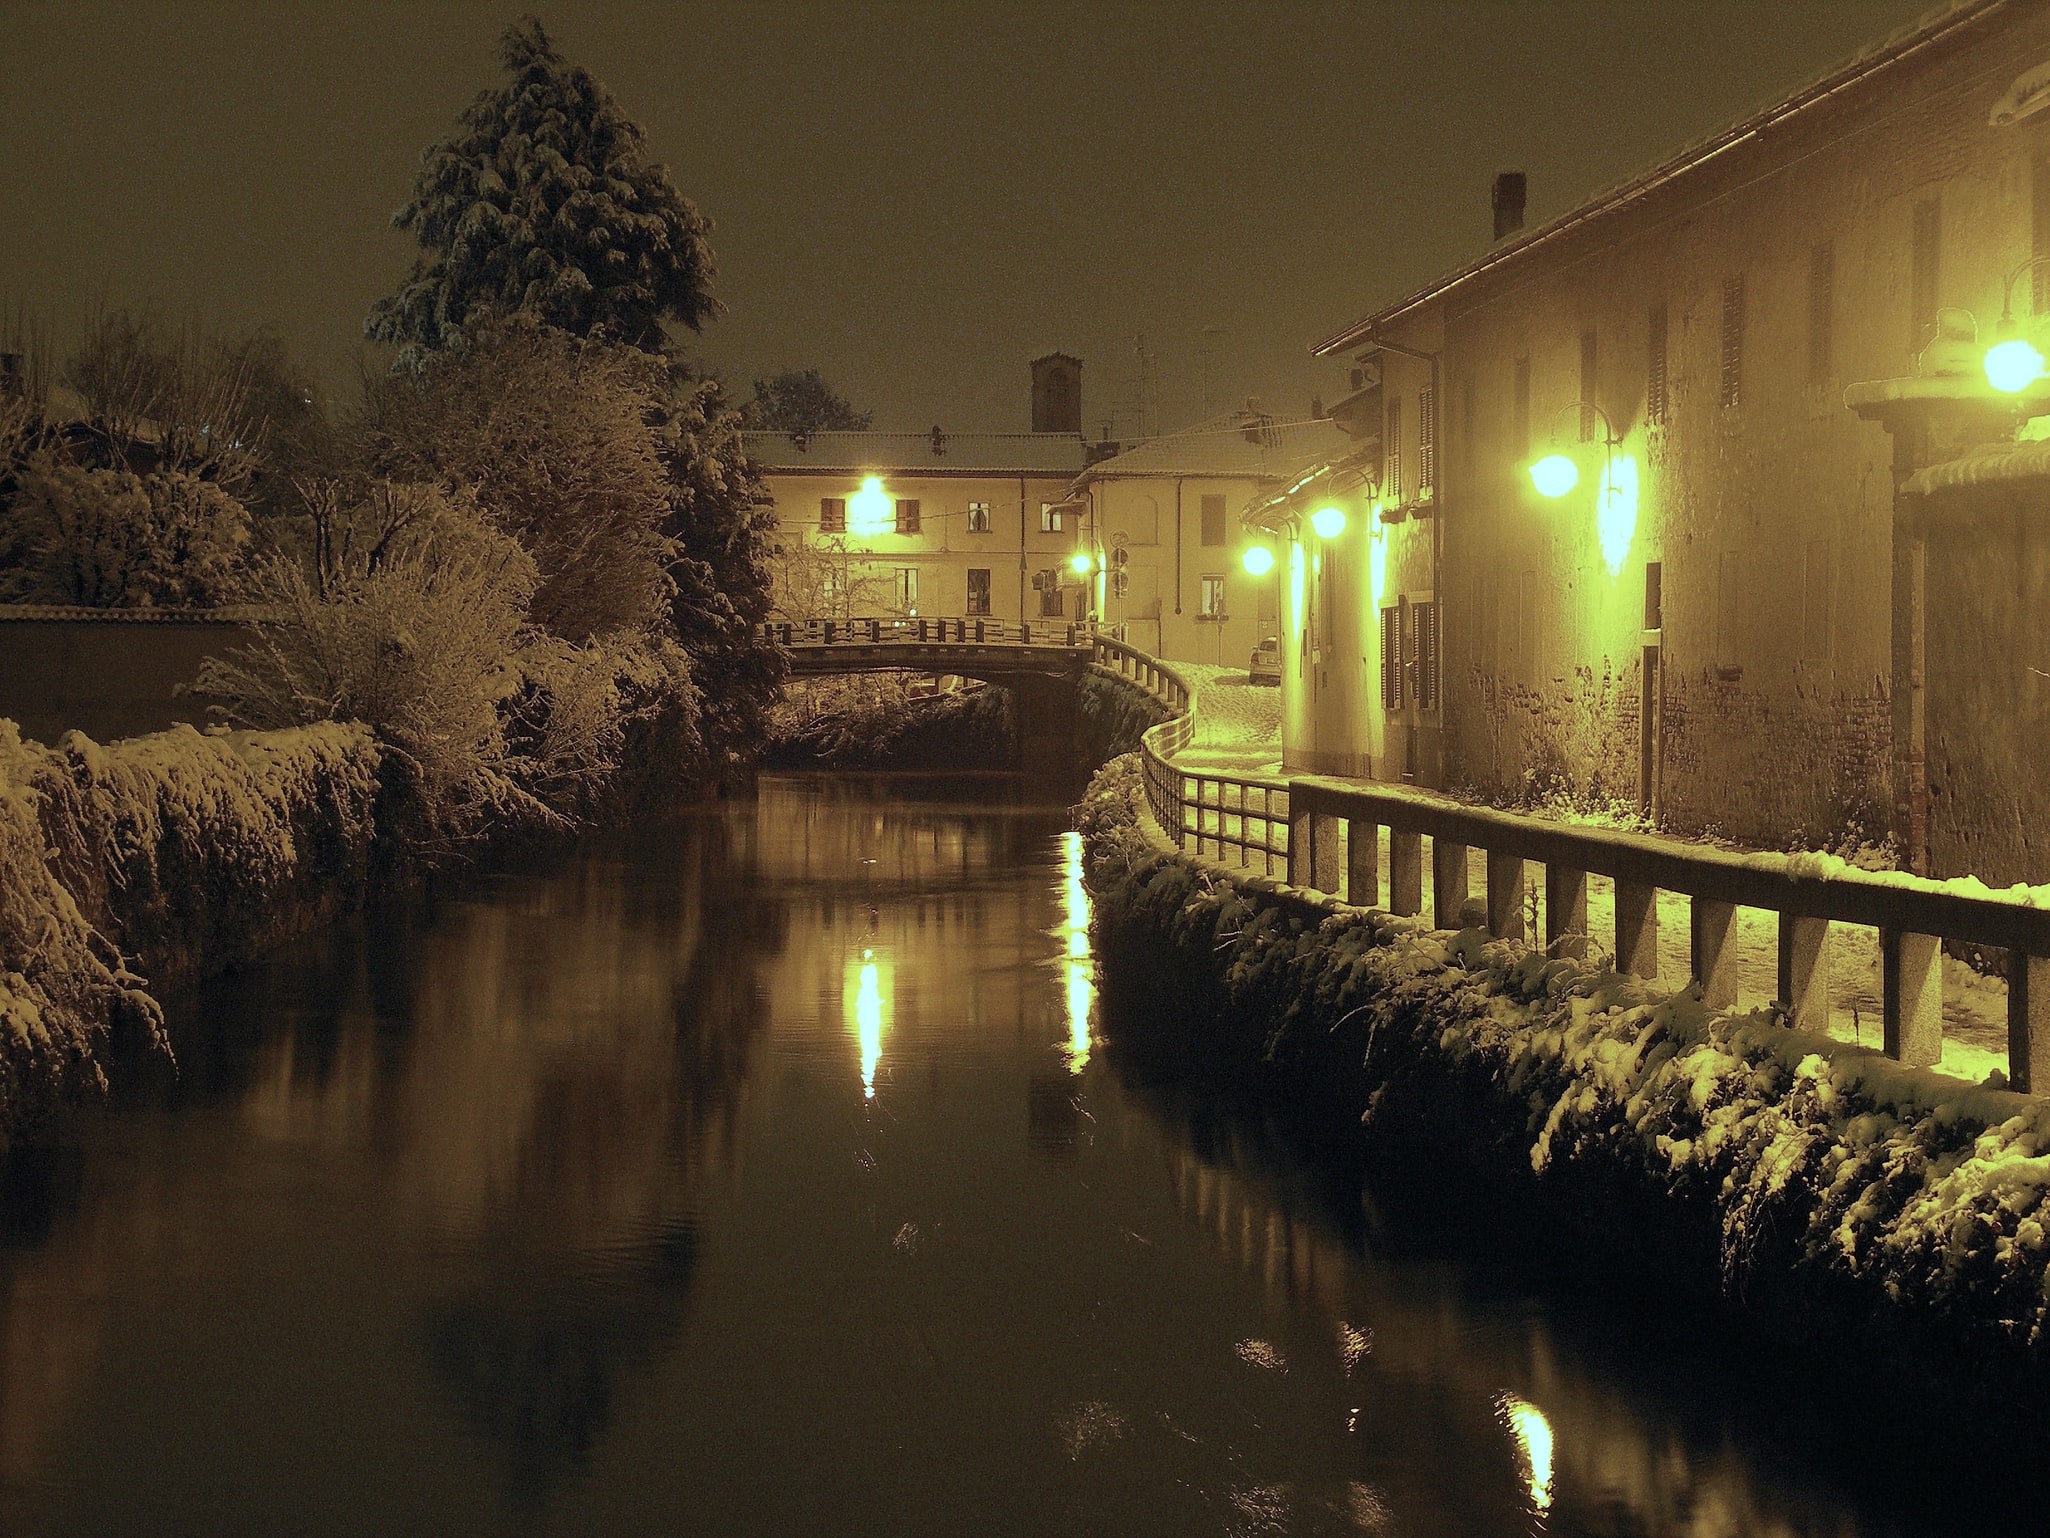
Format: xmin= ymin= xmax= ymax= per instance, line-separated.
xmin=1313 ymin=0 xmax=2004 ymax=354
xmin=743 ymin=430 xmax=1088 ymax=475
xmin=1073 ymin=413 xmax=1351 ymax=484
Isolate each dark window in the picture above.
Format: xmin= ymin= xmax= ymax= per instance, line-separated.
xmin=1039 ymin=581 xmax=1064 ymax=617
xmin=967 ymin=568 xmax=991 ymax=615
xmin=1809 ymin=242 xmax=1834 ymax=383
xmin=1413 ymin=600 xmax=1438 ymax=710
xmin=1579 ymin=328 xmax=1598 ymax=440
xmin=1644 ymin=560 xmax=1663 ymax=629
xmin=1720 ymin=275 xmax=1745 ymax=409
xmin=1199 ymin=575 xmax=1226 ymax=618
xmin=1419 ymin=387 xmax=1437 ymax=494
xmin=820 ymin=496 xmax=846 ymax=534
xmin=1201 ymin=494 xmax=1227 ymax=546
xmin=1647 ymin=304 xmax=1668 ymax=425
xmin=895 ymin=498 xmax=920 ymax=535
xmin=1513 ymin=354 xmax=1531 ymax=459
xmin=966 ymin=501 xmax=991 ymax=533
xmin=1380 ymin=605 xmax=1403 ymax=709
xmin=1386 ymin=398 xmax=1403 ymax=500
xmin=1910 ymin=197 xmax=1941 ymax=355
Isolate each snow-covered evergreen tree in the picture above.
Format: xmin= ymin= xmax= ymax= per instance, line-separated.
xmin=366 ymin=15 xmax=718 ymax=361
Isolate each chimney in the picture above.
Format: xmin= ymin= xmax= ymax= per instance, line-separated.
xmin=1492 ymin=172 xmax=1527 ymax=242
xmin=1031 ymin=353 xmax=1082 ymax=434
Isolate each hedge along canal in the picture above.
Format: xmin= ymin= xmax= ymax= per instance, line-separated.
xmin=1076 ymin=749 xmax=2050 ymax=1461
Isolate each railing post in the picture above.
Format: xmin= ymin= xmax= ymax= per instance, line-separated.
xmin=1486 ymin=849 xmax=1525 ymax=940
xmin=1310 ymin=813 xmax=1341 ymax=894
xmin=1881 ymin=928 xmax=1942 ymax=1067
xmin=1614 ymin=881 xmax=1659 ymax=979
xmin=1389 ymin=830 xmax=1423 ymax=918
xmin=1287 ymin=800 xmax=1315 ymax=888
xmin=825 ymin=619 xmax=837 ymax=644
xmin=1777 ymin=915 xmax=1831 ymax=1032
xmin=2009 ymin=952 xmax=2050 ymax=1094
xmin=1544 ymin=866 xmax=1588 ymax=945
xmin=1345 ymin=819 xmax=1379 ymax=908
xmin=1691 ymin=898 xmax=1740 ymax=1010
xmin=1432 ymin=839 xmax=1469 ymax=929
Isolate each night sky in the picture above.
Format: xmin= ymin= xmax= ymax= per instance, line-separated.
xmin=1 ymin=0 xmax=1937 ymax=435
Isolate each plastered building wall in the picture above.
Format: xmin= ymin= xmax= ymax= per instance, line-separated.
xmin=1089 ymin=474 xmax=1276 ymax=669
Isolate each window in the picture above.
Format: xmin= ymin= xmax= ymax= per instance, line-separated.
xmin=1199 ymin=575 xmax=1226 ymax=619
xmin=1720 ymin=275 xmax=1745 ymax=409
xmin=967 ymin=567 xmax=991 ymax=615
xmin=1513 ymin=354 xmax=1531 ymax=459
xmin=1380 ymin=605 xmax=1403 ymax=709
xmin=1040 ymin=501 xmax=1063 ymax=533
xmin=1809 ymin=242 xmax=1834 ymax=382
xmin=1413 ymin=600 xmax=1439 ymax=710
xmin=966 ymin=501 xmax=992 ymax=533
xmin=1647 ymin=303 xmax=1668 ymax=425
xmin=1200 ymin=494 xmax=1227 ymax=546
xmin=1039 ymin=579 xmax=1064 ymax=617
xmin=895 ymin=567 xmax=918 ymax=610
xmin=820 ymin=496 xmax=846 ymax=534
xmin=1579 ymin=329 xmax=1598 ymax=441
xmin=1386 ymin=398 xmax=1402 ymax=501
xmin=895 ymin=498 xmax=921 ymax=535
xmin=1419 ymin=386 xmax=1437 ymax=495
xmin=1910 ymin=197 xmax=1941 ymax=355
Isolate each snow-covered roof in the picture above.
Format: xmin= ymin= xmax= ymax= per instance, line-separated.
xmin=1312 ymin=0 xmax=2004 ymax=356
xmin=1072 ymin=412 xmax=1350 ymax=485
xmin=743 ymin=430 xmax=1087 ymax=476
xmin=1905 ymin=437 xmax=2050 ymax=496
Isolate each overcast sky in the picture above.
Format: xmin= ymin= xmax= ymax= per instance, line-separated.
xmin=0 ymin=0 xmax=1938 ymax=436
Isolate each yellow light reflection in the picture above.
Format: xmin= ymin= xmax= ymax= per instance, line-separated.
xmin=1496 ymin=1393 xmax=1555 ymax=1514
xmin=849 ymin=475 xmax=893 ymax=537
xmin=846 ymin=946 xmax=891 ymax=1100
xmin=1597 ymin=453 xmax=1638 ymax=577
xmin=1289 ymin=542 xmax=1305 ymax=629
xmin=1058 ymin=831 xmax=1093 ymax=1071
xmin=1369 ymin=524 xmax=1388 ymax=608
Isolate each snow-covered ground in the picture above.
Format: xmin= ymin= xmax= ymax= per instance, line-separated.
xmin=1162 ymin=676 xmax=2014 ymax=1084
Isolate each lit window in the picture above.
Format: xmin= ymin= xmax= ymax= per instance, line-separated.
xmin=1199 ymin=575 xmax=1226 ymax=619
xmin=1040 ymin=502 xmax=1063 ymax=533
xmin=967 ymin=501 xmax=992 ymax=533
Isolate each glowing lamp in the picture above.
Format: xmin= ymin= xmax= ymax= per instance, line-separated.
xmin=1985 ymin=337 xmax=2047 ymax=393
xmin=1529 ymin=453 xmax=1580 ymax=498
xmin=849 ymin=475 xmax=892 ymax=535
xmin=1240 ymin=545 xmax=1275 ymax=576
xmin=1309 ymin=505 xmax=1347 ymax=539
xmin=1070 ymin=551 xmax=1094 ymax=575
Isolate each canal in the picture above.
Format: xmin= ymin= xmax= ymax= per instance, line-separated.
xmin=0 ymin=772 xmax=2019 ymax=1535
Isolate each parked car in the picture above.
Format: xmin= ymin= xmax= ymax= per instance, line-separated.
xmin=1249 ymin=636 xmax=1281 ymax=685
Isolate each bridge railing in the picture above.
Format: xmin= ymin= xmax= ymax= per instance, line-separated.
xmin=765 ymin=616 xmax=1115 ymax=648
xmin=1089 ymin=634 xmax=2050 ymax=1093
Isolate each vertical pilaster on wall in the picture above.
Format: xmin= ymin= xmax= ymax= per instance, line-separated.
xmin=2009 ymin=952 xmax=2050 ymax=1095
xmin=1615 ymin=881 xmax=1659 ymax=979
xmin=1777 ymin=915 xmax=1832 ymax=1031
xmin=1882 ymin=928 xmax=1943 ymax=1068
xmin=1691 ymin=897 xmax=1740 ymax=1009
xmin=1486 ymin=850 xmax=1525 ymax=941
xmin=1544 ymin=866 xmax=1588 ymax=944
xmin=1432 ymin=839 xmax=1469 ymax=929
xmin=1345 ymin=819 xmax=1379 ymax=908
xmin=1389 ymin=831 xmax=1424 ymax=918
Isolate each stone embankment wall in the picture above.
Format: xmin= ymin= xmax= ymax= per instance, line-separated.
xmin=1079 ymin=751 xmax=2050 ymax=1446
xmin=0 ymin=719 xmax=391 ymax=1152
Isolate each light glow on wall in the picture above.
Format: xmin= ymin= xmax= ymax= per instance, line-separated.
xmin=1369 ymin=523 xmax=1388 ymax=608
xmin=1496 ymin=1394 xmax=1555 ymax=1514
xmin=1597 ymin=453 xmax=1639 ymax=576
xmin=1986 ymin=337 xmax=2048 ymax=393
xmin=849 ymin=475 xmax=893 ymax=536
xmin=1289 ymin=541 xmax=1305 ymax=630
xmin=1241 ymin=545 xmax=1275 ymax=577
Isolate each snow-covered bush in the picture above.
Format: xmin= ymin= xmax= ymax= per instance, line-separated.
xmin=0 ymin=456 xmax=251 ymax=606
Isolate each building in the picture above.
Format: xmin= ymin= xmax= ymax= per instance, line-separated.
xmin=1068 ymin=409 xmax=1348 ymax=667
xmin=748 ymin=357 xmax=1095 ymax=629
xmin=1283 ymin=0 xmax=2050 ymax=878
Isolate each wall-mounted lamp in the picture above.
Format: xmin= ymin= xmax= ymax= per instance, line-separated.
xmin=849 ymin=474 xmax=893 ymax=535
xmin=1069 ymin=551 xmax=1095 ymax=575
xmin=1241 ymin=545 xmax=1276 ymax=576
xmin=1309 ymin=504 xmax=1347 ymax=539
xmin=1527 ymin=402 xmax=1619 ymax=498
xmin=1985 ymin=256 xmax=2050 ymax=392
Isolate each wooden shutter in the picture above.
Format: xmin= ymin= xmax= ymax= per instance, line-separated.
xmin=1201 ymin=495 xmax=1227 ymax=546
xmin=895 ymin=498 xmax=920 ymax=534
xmin=1386 ymin=399 xmax=1402 ymax=501
xmin=820 ymin=497 xmax=846 ymax=534
xmin=1414 ymin=601 xmax=1438 ymax=710
xmin=1419 ymin=387 xmax=1437 ymax=494
xmin=1647 ymin=304 xmax=1667 ymax=425
xmin=1380 ymin=606 xmax=1402 ymax=708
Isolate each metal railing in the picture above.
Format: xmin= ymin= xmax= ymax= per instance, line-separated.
xmin=765 ymin=616 xmax=1111 ymax=648
xmin=1088 ymin=634 xmax=2050 ymax=1094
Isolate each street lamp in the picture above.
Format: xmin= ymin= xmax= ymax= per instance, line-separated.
xmin=849 ymin=475 xmax=892 ymax=536
xmin=1983 ymin=256 xmax=2050 ymax=392
xmin=1309 ymin=504 xmax=1347 ymax=539
xmin=1527 ymin=401 xmax=1620 ymax=498
xmin=1240 ymin=545 xmax=1276 ymax=576
xmin=1070 ymin=550 xmax=1094 ymax=575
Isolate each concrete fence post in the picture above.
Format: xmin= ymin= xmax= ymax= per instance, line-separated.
xmin=1345 ymin=819 xmax=1379 ymax=908
xmin=1287 ymin=804 xmax=1315 ymax=889
xmin=1777 ymin=915 xmax=1831 ymax=1032
xmin=1544 ymin=866 xmax=1589 ymax=944
xmin=1486 ymin=850 xmax=1525 ymax=941
xmin=1882 ymin=928 xmax=1943 ymax=1067
xmin=1432 ymin=839 xmax=1469 ymax=929
xmin=1310 ymin=814 xmax=1341 ymax=895
xmin=1614 ymin=881 xmax=1659 ymax=979
xmin=1691 ymin=898 xmax=1740 ymax=1009
xmin=2009 ymin=952 xmax=2050 ymax=1094
xmin=1389 ymin=830 xmax=1424 ymax=917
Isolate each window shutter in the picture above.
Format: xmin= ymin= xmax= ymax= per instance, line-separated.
xmin=1201 ymin=495 xmax=1227 ymax=546
xmin=1387 ymin=399 xmax=1402 ymax=501
xmin=1380 ymin=606 xmax=1401 ymax=709
xmin=1419 ymin=387 xmax=1437 ymax=494
xmin=1720 ymin=276 xmax=1745 ymax=409
xmin=820 ymin=497 xmax=846 ymax=534
xmin=1647 ymin=304 xmax=1668 ymax=425
xmin=896 ymin=498 xmax=921 ymax=535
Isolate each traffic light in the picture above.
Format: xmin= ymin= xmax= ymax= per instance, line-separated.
xmin=1111 ymin=545 xmax=1129 ymax=600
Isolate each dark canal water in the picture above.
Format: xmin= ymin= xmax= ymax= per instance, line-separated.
xmin=0 ymin=773 xmax=2019 ymax=1535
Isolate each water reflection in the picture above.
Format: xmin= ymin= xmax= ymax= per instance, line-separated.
xmin=1497 ymin=1393 xmax=1555 ymax=1517
xmin=850 ymin=948 xmax=887 ymax=1099
xmin=1058 ymin=830 xmax=1094 ymax=1072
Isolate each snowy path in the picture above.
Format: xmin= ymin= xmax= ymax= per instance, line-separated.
xmin=1168 ymin=663 xmax=1282 ymax=775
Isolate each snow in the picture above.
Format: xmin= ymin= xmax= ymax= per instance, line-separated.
xmin=1167 ymin=664 xmax=1281 ymax=776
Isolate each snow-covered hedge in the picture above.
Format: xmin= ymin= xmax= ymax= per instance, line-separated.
xmin=1079 ymin=753 xmax=2050 ymax=1433
xmin=0 ymin=719 xmax=387 ymax=1149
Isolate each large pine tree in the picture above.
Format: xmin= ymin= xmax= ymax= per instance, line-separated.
xmin=367 ymin=15 xmax=718 ymax=360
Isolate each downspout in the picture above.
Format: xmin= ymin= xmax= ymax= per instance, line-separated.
xmin=1018 ymin=475 xmax=1028 ymax=621
xmin=1174 ymin=477 xmax=1184 ymax=615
